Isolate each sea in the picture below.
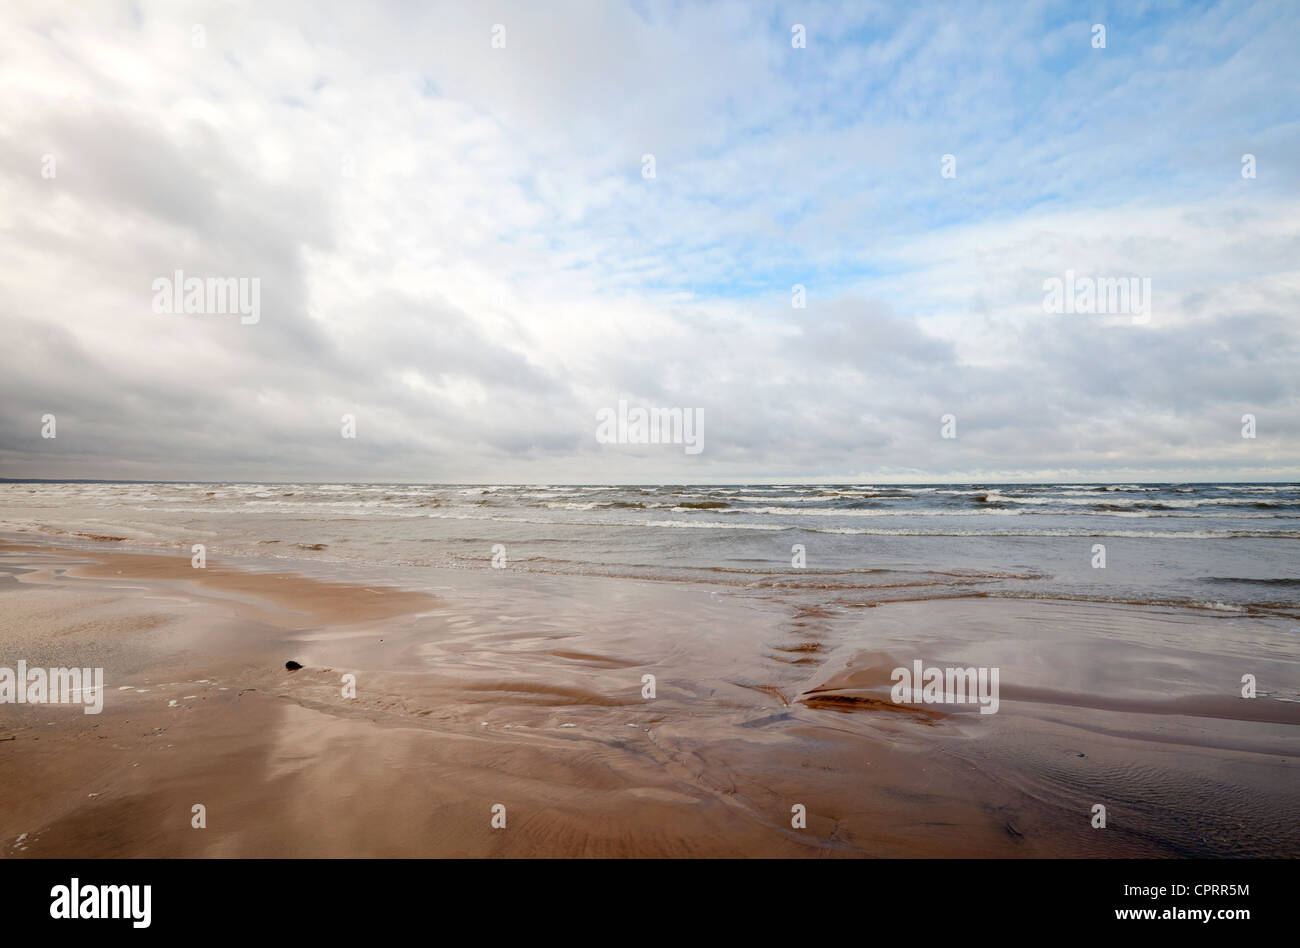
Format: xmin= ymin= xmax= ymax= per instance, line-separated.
xmin=2 ymin=481 xmax=1298 ymax=618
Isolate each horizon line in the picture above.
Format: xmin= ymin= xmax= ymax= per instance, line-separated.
xmin=4 ymin=478 xmax=1299 ymax=487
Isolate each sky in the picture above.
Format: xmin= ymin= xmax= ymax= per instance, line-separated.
xmin=1 ymin=0 xmax=1297 ymax=484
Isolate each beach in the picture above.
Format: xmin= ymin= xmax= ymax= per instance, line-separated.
xmin=2 ymin=484 xmax=1297 ymax=857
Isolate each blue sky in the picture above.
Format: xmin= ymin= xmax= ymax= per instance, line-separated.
xmin=1 ymin=0 xmax=1297 ymax=482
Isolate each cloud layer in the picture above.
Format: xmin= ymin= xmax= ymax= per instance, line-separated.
xmin=2 ymin=0 xmax=1298 ymax=482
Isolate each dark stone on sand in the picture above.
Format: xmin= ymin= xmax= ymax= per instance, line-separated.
xmin=285 ymin=661 xmax=303 ymax=671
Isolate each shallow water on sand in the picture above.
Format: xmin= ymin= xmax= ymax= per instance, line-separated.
xmin=2 ymin=539 xmax=1297 ymax=857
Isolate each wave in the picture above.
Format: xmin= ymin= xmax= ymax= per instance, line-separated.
xmin=1204 ymin=577 xmax=1300 ymax=587
xmin=801 ymin=526 xmax=1300 ymax=538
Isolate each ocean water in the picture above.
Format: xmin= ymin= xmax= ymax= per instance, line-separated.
xmin=2 ymin=481 xmax=1298 ymax=618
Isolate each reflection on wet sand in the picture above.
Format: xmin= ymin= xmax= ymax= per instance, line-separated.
xmin=1 ymin=542 xmax=1297 ymax=858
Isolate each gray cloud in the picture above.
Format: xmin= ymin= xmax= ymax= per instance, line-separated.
xmin=0 ymin=0 xmax=1297 ymax=483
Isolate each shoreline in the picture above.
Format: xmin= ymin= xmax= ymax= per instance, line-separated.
xmin=2 ymin=540 xmax=1297 ymax=858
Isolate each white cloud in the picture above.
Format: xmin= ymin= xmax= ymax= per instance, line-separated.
xmin=1 ymin=0 xmax=1297 ymax=482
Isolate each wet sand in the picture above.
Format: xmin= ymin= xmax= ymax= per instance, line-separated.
xmin=1 ymin=540 xmax=1297 ymax=857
